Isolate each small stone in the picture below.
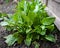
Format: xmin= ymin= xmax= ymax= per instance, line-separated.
xmin=0 ymin=0 xmax=3 ymax=4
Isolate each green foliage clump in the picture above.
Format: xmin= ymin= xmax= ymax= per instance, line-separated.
xmin=0 ymin=0 xmax=56 ymax=48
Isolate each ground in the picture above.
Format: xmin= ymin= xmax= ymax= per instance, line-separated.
xmin=0 ymin=1 xmax=60 ymax=48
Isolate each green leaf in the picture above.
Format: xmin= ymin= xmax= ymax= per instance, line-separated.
xmin=4 ymin=35 xmax=17 ymax=46
xmin=46 ymin=24 xmax=54 ymax=31
xmin=34 ymin=26 xmax=46 ymax=35
xmin=25 ymin=38 xmax=32 ymax=46
xmin=45 ymin=35 xmax=56 ymax=42
xmin=2 ymin=13 xmax=8 ymax=17
xmin=41 ymin=17 xmax=55 ymax=25
xmin=33 ymin=41 xmax=40 ymax=48
xmin=24 ymin=1 xmax=27 ymax=13
xmin=24 ymin=34 xmax=32 ymax=46
xmin=40 ymin=29 xmax=46 ymax=35
xmin=28 ymin=11 xmax=36 ymax=22
xmin=0 ymin=13 xmax=2 ymax=17
xmin=33 ymin=5 xmax=39 ymax=13
xmin=32 ymin=34 xmax=40 ymax=40
xmin=40 ymin=25 xmax=45 ymax=30
xmin=34 ymin=26 xmax=41 ymax=34
xmin=13 ymin=32 xmax=24 ymax=44
xmin=0 ymin=21 xmax=8 ymax=26
xmin=22 ymin=16 xmax=30 ymax=23
xmin=26 ymin=28 xmax=32 ymax=33
xmin=33 ymin=16 xmax=40 ymax=26
xmin=17 ymin=37 xmax=23 ymax=44
xmin=12 ymin=13 xmax=22 ymax=24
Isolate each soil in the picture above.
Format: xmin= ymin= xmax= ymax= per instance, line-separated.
xmin=0 ymin=0 xmax=16 ymax=14
xmin=0 ymin=1 xmax=60 ymax=48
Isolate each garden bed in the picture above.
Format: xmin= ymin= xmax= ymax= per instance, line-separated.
xmin=0 ymin=0 xmax=60 ymax=48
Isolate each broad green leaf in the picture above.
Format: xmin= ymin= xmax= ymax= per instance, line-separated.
xmin=33 ymin=5 xmax=39 ymax=13
xmin=46 ymin=24 xmax=54 ymax=31
xmin=24 ymin=1 xmax=27 ymax=13
xmin=2 ymin=13 xmax=8 ymax=17
xmin=26 ymin=28 xmax=32 ymax=33
xmin=34 ymin=26 xmax=41 ymax=34
xmin=0 ymin=13 xmax=2 ymax=17
xmin=35 ymin=44 xmax=40 ymax=48
xmin=34 ymin=26 xmax=46 ymax=35
xmin=25 ymin=34 xmax=32 ymax=46
xmin=40 ymin=25 xmax=45 ymax=30
xmin=17 ymin=37 xmax=23 ymax=44
xmin=15 ymin=35 xmax=23 ymax=44
xmin=6 ymin=26 xmax=13 ymax=31
xmin=40 ymin=4 xmax=46 ymax=10
xmin=12 ymin=13 xmax=22 ymax=23
xmin=41 ymin=17 xmax=55 ymax=25
xmin=0 ymin=21 xmax=8 ymax=26
xmin=40 ymin=29 xmax=46 ymax=35
xmin=4 ymin=35 xmax=17 ymax=46
xmin=33 ymin=16 xmax=41 ymax=26
xmin=22 ymin=15 xmax=33 ymax=25
xmin=17 ymin=0 xmax=25 ymax=12
xmin=32 ymin=34 xmax=40 ymax=40
xmin=22 ymin=16 xmax=30 ymax=23
xmin=34 ymin=0 xmax=41 ymax=4
xmin=13 ymin=32 xmax=24 ymax=44
xmin=33 ymin=41 xmax=40 ymax=48
xmin=28 ymin=11 xmax=36 ymax=22
xmin=45 ymin=35 xmax=56 ymax=42
xmin=25 ymin=38 xmax=32 ymax=46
